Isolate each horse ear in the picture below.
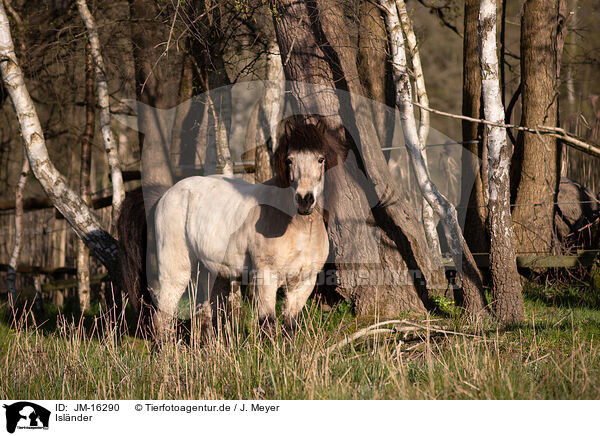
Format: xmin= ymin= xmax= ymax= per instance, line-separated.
xmin=283 ymin=118 xmax=296 ymax=139
xmin=315 ymin=118 xmax=327 ymax=135
xmin=272 ymin=139 xmax=288 ymax=187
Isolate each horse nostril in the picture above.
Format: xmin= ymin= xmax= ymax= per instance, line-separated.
xmin=295 ymin=193 xmax=303 ymax=204
xmin=304 ymin=192 xmax=314 ymax=205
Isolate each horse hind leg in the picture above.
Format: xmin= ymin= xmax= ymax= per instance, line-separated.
xmin=192 ymin=266 xmax=231 ymax=335
xmin=153 ymin=248 xmax=192 ymax=344
xmin=209 ymin=274 xmax=232 ymax=332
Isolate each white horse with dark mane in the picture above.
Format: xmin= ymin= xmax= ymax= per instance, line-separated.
xmin=118 ymin=119 xmax=339 ymax=339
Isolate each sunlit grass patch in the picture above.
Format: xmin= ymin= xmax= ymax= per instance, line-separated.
xmin=0 ymin=289 xmax=599 ymax=400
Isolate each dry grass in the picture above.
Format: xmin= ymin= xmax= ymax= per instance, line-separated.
xmin=1 ymin=287 xmax=599 ymax=400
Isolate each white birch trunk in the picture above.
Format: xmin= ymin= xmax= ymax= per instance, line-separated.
xmin=0 ymin=3 xmax=120 ymax=277
xmin=394 ymin=0 xmax=440 ymax=257
xmin=479 ymin=0 xmax=524 ymax=324
xmin=252 ymin=39 xmax=284 ymax=183
xmin=76 ymin=0 xmax=125 ymax=226
xmin=6 ymin=152 xmax=28 ymax=317
xmin=77 ymin=46 xmax=94 ymax=313
xmin=202 ymin=84 xmax=233 ymax=177
xmin=215 ymin=113 xmax=233 ymax=177
xmin=264 ymin=40 xmax=284 ymax=151
xmin=76 ymin=230 xmax=91 ymax=312
xmin=382 ymin=0 xmax=487 ymax=314
xmin=396 ymin=0 xmax=429 ymax=145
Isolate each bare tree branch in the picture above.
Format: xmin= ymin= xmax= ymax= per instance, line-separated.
xmin=76 ymin=0 xmax=125 ymax=227
xmin=1 ymin=0 xmax=21 ymax=25
xmin=413 ymin=100 xmax=600 ymax=158
xmin=414 ymin=0 xmax=462 ymax=37
xmin=0 ymin=2 xmax=120 ymax=280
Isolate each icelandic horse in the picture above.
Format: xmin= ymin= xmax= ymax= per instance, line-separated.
xmin=118 ymin=118 xmax=342 ymax=340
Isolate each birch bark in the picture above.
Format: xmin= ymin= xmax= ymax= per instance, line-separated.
xmin=76 ymin=0 xmax=125 ymax=227
xmin=77 ymin=46 xmax=95 ymax=313
xmin=6 ymin=152 xmax=28 ymax=319
xmin=461 ymin=0 xmax=489 ymax=254
xmin=395 ymin=0 xmax=440 ymax=257
xmin=264 ymin=40 xmax=284 ymax=153
xmin=382 ymin=0 xmax=488 ymax=316
xmin=0 ymin=3 xmax=121 ymax=282
xmin=479 ymin=0 xmax=524 ymax=324
xmin=253 ymin=40 xmax=284 ymax=183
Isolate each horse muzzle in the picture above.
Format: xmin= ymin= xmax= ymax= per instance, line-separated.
xmin=295 ymin=192 xmax=315 ymax=215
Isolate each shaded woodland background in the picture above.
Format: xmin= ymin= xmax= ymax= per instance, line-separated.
xmin=0 ymin=0 xmax=598 ymax=309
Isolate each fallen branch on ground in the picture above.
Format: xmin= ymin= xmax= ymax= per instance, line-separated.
xmin=322 ymin=319 xmax=483 ymax=356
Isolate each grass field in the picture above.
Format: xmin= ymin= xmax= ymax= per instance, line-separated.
xmin=1 ymin=281 xmax=599 ymax=400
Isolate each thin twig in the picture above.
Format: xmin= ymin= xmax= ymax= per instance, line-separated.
xmin=165 ymin=0 xmax=182 ymax=55
xmin=2 ymin=0 xmax=21 ymax=25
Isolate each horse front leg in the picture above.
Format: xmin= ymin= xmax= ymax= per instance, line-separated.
xmin=282 ymin=277 xmax=317 ymax=332
xmin=254 ymin=268 xmax=279 ymax=331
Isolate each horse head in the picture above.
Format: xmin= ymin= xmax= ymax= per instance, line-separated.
xmin=273 ymin=117 xmax=342 ymax=216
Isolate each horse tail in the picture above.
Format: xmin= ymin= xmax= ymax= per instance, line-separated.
xmin=117 ymin=186 xmax=154 ymax=333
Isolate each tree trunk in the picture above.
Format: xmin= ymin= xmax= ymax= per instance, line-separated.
xmin=186 ymin=0 xmax=234 ymax=178
xmin=395 ymin=0 xmax=441 ymax=259
xmin=76 ymin=0 xmax=125 ymax=228
xmin=271 ymin=0 xmax=449 ymax=315
xmin=479 ymin=0 xmax=524 ymax=325
xmin=0 ymin=3 xmax=121 ymax=284
xmin=6 ymin=150 xmax=28 ymax=320
xmin=192 ymin=66 xmax=234 ymax=177
xmin=245 ymin=39 xmax=283 ymax=183
xmin=461 ymin=0 xmax=489 ymax=254
xmin=511 ymin=0 xmax=560 ymax=255
xmin=206 ymin=82 xmax=233 ymax=177
xmin=264 ymin=39 xmax=284 ymax=153
xmin=357 ymin=0 xmax=393 ymax=149
xmin=32 ymin=275 xmax=44 ymax=318
xmin=129 ymin=0 xmax=181 ymax=210
xmin=77 ymin=45 xmax=95 ymax=313
xmin=382 ymin=0 xmax=487 ymax=316
xmin=244 ymin=103 xmax=274 ymax=183
xmin=170 ymin=53 xmax=195 ymax=176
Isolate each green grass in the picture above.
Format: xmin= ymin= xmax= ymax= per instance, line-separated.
xmin=1 ymin=284 xmax=599 ymax=400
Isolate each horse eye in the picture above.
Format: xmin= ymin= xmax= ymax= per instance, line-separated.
xmin=318 ymin=157 xmax=325 ymax=164
xmin=285 ymin=158 xmax=293 ymax=165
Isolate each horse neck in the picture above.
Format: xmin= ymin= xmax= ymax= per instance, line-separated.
xmin=290 ymin=205 xmax=325 ymax=228
xmin=256 ymin=178 xmax=296 ymax=216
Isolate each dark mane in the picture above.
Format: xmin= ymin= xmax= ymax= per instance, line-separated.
xmin=272 ymin=117 xmax=344 ymax=188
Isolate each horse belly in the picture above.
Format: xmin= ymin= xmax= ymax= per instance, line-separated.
xmin=185 ymin=179 xmax=256 ymax=278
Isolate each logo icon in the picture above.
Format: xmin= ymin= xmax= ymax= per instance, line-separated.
xmin=3 ymin=402 xmax=50 ymax=433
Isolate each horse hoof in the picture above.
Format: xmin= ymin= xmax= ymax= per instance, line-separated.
xmin=258 ymin=316 xmax=277 ymax=339
xmin=283 ymin=316 xmax=299 ymax=338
